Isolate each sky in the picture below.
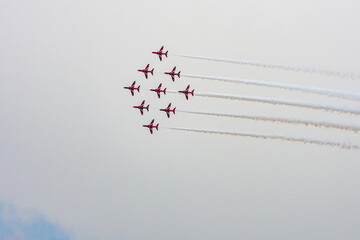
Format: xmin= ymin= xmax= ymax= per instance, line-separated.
xmin=0 ymin=0 xmax=360 ymax=239
xmin=0 ymin=202 xmax=70 ymax=240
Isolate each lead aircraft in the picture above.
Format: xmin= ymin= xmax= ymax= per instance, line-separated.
xmin=124 ymin=81 xmax=140 ymax=96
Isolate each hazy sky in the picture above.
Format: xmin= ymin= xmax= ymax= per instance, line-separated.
xmin=0 ymin=202 xmax=70 ymax=239
xmin=1 ymin=0 xmax=360 ymax=239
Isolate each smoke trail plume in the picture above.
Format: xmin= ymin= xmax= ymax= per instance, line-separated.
xmin=177 ymin=54 xmax=360 ymax=79
xmin=183 ymin=73 xmax=360 ymax=101
xmin=177 ymin=109 xmax=360 ymax=133
xmin=167 ymin=127 xmax=360 ymax=150
xmin=193 ymin=91 xmax=360 ymax=115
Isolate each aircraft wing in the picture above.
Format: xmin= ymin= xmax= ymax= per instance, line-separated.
xmin=185 ymin=94 xmax=188 ymax=100
xmin=158 ymin=55 xmax=162 ymax=61
xmin=140 ymin=109 xmax=144 ymax=115
xmin=149 ymin=128 xmax=153 ymax=134
xmin=171 ymin=75 xmax=175 ymax=81
xmin=167 ymin=112 xmax=170 ymax=118
xmin=145 ymin=64 xmax=149 ymax=70
xmin=145 ymin=72 xmax=148 ymax=79
xmin=185 ymin=85 xmax=190 ymax=91
xmin=141 ymin=100 xmax=145 ymax=106
xmin=150 ymin=119 xmax=154 ymax=125
xmin=157 ymin=92 xmax=161 ymax=98
xmin=131 ymin=90 xmax=134 ymax=96
xmin=160 ymin=46 xmax=164 ymax=52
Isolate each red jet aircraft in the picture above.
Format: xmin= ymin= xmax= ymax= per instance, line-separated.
xmin=124 ymin=81 xmax=140 ymax=96
xmin=150 ymin=83 xmax=166 ymax=98
xmin=133 ymin=100 xmax=149 ymax=115
xmin=138 ymin=64 xmax=154 ymax=79
xmin=160 ymin=103 xmax=176 ymax=118
xmin=143 ymin=119 xmax=159 ymax=134
xmin=164 ymin=66 xmax=181 ymax=81
xmin=178 ymin=85 xmax=194 ymax=100
xmin=152 ymin=46 xmax=168 ymax=61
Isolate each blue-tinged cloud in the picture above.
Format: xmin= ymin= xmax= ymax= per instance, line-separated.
xmin=0 ymin=202 xmax=71 ymax=240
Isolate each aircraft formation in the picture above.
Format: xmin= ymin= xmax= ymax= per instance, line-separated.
xmin=124 ymin=46 xmax=194 ymax=134
xmin=123 ymin=46 xmax=360 ymax=150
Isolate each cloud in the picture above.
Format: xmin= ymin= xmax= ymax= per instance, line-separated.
xmin=0 ymin=202 xmax=71 ymax=240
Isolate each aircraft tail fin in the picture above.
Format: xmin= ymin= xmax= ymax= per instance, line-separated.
xmin=151 ymin=69 xmax=154 ymax=75
xmin=156 ymin=124 xmax=159 ymax=131
xmin=178 ymin=71 xmax=181 ymax=78
xmin=165 ymin=51 xmax=168 ymax=58
xmin=146 ymin=105 xmax=149 ymax=111
xmin=137 ymin=86 xmax=140 ymax=92
xmin=191 ymin=89 xmax=194 ymax=96
xmin=173 ymin=107 xmax=176 ymax=114
xmin=164 ymin=88 xmax=167 ymax=95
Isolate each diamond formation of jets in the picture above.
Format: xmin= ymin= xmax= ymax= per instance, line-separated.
xmin=164 ymin=66 xmax=181 ymax=81
xmin=143 ymin=119 xmax=159 ymax=134
xmin=160 ymin=103 xmax=176 ymax=118
xmin=138 ymin=64 xmax=154 ymax=79
xmin=133 ymin=100 xmax=149 ymax=115
xmin=150 ymin=83 xmax=167 ymax=99
xmin=124 ymin=81 xmax=140 ymax=96
xmin=152 ymin=46 xmax=168 ymax=61
xmin=178 ymin=85 xmax=194 ymax=100
xmin=124 ymin=46 xmax=196 ymax=134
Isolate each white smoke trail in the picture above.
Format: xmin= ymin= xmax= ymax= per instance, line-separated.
xmin=177 ymin=54 xmax=360 ymax=79
xmin=193 ymin=91 xmax=360 ymax=115
xmin=183 ymin=73 xmax=360 ymax=101
xmin=177 ymin=109 xmax=360 ymax=133
xmin=167 ymin=127 xmax=360 ymax=150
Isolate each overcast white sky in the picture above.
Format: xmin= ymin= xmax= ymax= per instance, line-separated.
xmin=1 ymin=0 xmax=360 ymax=239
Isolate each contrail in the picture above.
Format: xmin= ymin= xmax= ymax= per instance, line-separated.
xmin=192 ymin=91 xmax=360 ymax=115
xmin=177 ymin=109 xmax=360 ymax=133
xmin=177 ymin=54 xmax=359 ymax=79
xmin=166 ymin=127 xmax=360 ymax=150
xmin=183 ymin=73 xmax=360 ymax=101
